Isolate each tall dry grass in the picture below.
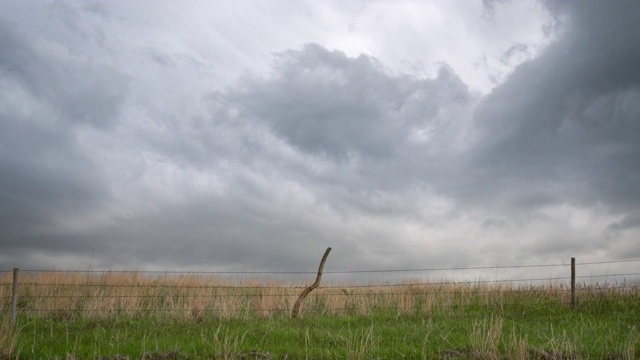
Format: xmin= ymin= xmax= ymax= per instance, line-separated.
xmin=1 ymin=271 xmax=638 ymax=320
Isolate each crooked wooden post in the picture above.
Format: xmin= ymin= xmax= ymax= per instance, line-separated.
xmin=292 ymin=247 xmax=332 ymax=318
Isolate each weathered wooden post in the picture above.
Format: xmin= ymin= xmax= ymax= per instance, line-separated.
xmin=11 ymin=268 xmax=18 ymax=324
xmin=571 ymin=257 xmax=576 ymax=310
xmin=292 ymin=247 xmax=332 ymax=318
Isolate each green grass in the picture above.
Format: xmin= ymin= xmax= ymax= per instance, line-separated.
xmin=1 ymin=272 xmax=639 ymax=359
xmin=4 ymin=302 xmax=640 ymax=359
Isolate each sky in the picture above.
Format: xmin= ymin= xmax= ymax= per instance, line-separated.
xmin=1 ymin=1 xmax=639 ymax=282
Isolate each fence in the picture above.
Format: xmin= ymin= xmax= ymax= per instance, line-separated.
xmin=2 ymin=257 xmax=640 ymax=323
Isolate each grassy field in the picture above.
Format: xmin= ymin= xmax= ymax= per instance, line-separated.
xmin=1 ymin=271 xmax=639 ymax=359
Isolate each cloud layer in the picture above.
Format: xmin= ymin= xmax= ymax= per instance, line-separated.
xmin=1 ymin=1 xmax=639 ymax=278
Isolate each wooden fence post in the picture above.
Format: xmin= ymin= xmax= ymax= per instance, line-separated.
xmin=11 ymin=268 xmax=18 ymax=324
xmin=292 ymin=247 xmax=332 ymax=318
xmin=571 ymin=257 xmax=576 ymax=310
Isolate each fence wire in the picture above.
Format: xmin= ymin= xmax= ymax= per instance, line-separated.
xmin=8 ymin=271 xmax=640 ymax=290
xmin=12 ymin=258 xmax=639 ymax=275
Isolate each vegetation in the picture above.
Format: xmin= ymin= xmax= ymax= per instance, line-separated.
xmin=1 ymin=271 xmax=639 ymax=359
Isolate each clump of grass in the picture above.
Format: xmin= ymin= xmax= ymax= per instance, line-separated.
xmin=468 ymin=316 xmax=503 ymax=359
xmin=505 ymin=327 xmax=528 ymax=360
xmin=0 ymin=316 xmax=19 ymax=359
xmin=201 ymin=325 xmax=250 ymax=360
xmin=344 ymin=325 xmax=376 ymax=360
xmin=533 ymin=329 xmax=578 ymax=359
xmin=617 ymin=340 xmax=637 ymax=360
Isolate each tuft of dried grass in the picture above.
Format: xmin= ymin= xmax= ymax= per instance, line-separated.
xmin=201 ymin=325 xmax=248 ymax=360
xmin=344 ymin=325 xmax=377 ymax=360
xmin=468 ymin=316 xmax=503 ymax=359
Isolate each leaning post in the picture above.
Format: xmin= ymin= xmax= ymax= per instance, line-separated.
xmin=292 ymin=247 xmax=332 ymax=318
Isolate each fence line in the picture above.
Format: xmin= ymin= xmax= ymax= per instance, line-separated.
xmin=4 ymin=283 xmax=638 ymax=300
xmin=2 ymin=258 xmax=640 ymax=322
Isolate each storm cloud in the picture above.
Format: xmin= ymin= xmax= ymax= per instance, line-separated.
xmin=1 ymin=1 xmax=639 ymax=276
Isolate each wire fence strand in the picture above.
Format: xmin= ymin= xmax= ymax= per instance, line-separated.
xmin=9 ymin=258 xmax=639 ymax=275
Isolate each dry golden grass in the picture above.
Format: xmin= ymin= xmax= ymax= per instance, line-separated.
xmin=1 ymin=271 xmax=303 ymax=320
xmin=1 ymin=271 xmax=638 ymax=320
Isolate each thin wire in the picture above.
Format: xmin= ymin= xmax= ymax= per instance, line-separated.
xmin=576 ymin=272 xmax=640 ymax=279
xmin=15 ymin=282 xmax=307 ymax=289
xmin=19 ymin=269 xmax=318 ymax=274
xmin=13 ymin=258 xmax=640 ymax=275
xmin=576 ymin=259 xmax=640 ymax=265
xmin=19 ymin=262 xmax=569 ymax=274
xmin=325 ymin=263 xmax=570 ymax=273
xmin=322 ymin=276 xmax=573 ymax=288
xmin=14 ymin=278 xmax=567 ymax=289
xmin=14 ymin=272 xmax=639 ymax=293
xmin=328 ymin=259 xmax=640 ymax=273
xmin=327 ymin=272 xmax=640 ymax=288
xmin=20 ymin=292 xmax=296 ymax=299
xmin=15 ymin=284 xmax=640 ymax=301
xmin=14 ymin=287 xmax=576 ymax=300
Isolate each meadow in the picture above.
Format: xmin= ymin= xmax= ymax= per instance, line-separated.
xmin=1 ymin=271 xmax=639 ymax=359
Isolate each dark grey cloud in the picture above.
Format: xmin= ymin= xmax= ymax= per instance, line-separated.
xmin=465 ymin=0 xmax=640 ymax=215
xmin=220 ymin=44 xmax=472 ymax=161
xmin=0 ymin=14 xmax=127 ymax=262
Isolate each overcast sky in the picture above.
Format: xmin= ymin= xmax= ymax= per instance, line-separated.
xmin=1 ymin=1 xmax=639 ymax=281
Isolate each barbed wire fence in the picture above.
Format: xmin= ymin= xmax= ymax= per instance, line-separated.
xmin=1 ymin=257 xmax=639 ymax=323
